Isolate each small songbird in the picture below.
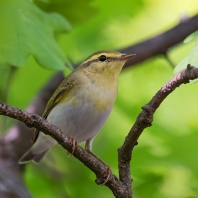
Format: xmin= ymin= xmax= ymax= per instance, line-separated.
xmin=19 ymin=50 xmax=135 ymax=164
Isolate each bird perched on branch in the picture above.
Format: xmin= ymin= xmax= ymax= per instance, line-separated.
xmin=19 ymin=50 xmax=135 ymax=164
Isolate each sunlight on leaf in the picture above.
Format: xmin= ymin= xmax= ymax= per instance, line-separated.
xmin=184 ymin=31 xmax=198 ymax=43
xmin=174 ymin=31 xmax=198 ymax=76
xmin=0 ymin=0 xmax=71 ymax=70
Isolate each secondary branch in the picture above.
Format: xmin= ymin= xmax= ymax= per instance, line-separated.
xmin=118 ymin=65 xmax=198 ymax=194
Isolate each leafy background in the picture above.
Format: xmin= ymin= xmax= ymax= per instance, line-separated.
xmin=1 ymin=0 xmax=198 ymax=197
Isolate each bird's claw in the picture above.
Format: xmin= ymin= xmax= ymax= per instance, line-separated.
xmin=67 ymin=137 xmax=77 ymax=157
xmin=100 ymin=166 xmax=111 ymax=185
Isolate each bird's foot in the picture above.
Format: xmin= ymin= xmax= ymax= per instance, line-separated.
xmin=67 ymin=137 xmax=77 ymax=157
xmin=86 ymin=150 xmax=111 ymax=185
xmin=100 ymin=165 xmax=111 ymax=185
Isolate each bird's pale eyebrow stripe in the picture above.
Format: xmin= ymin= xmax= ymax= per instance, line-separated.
xmin=82 ymin=53 xmax=119 ymax=68
xmin=83 ymin=54 xmax=101 ymax=64
xmin=82 ymin=56 xmax=117 ymax=68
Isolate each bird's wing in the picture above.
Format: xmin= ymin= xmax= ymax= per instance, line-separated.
xmin=32 ymin=76 xmax=77 ymax=143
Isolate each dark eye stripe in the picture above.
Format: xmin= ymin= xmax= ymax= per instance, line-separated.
xmin=82 ymin=59 xmax=98 ymax=68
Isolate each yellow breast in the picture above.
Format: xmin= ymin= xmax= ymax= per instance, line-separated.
xmin=87 ymin=77 xmax=118 ymax=112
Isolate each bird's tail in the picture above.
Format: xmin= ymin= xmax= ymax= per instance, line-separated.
xmin=19 ymin=149 xmax=49 ymax=164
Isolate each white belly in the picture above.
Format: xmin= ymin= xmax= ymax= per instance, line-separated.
xmin=47 ymin=98 xmax=113 ymax=143
xmin=32 ymin=77 xmax=118 ymax=155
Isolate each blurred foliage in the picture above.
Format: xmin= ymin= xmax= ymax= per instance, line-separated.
xmin=0 ymin=0 xmax=198 ymax=197
xmin=174 ymin=31 xmax=198 ymax=76
xmin=0 ymin=0 xmax=71 ymax=70
xmin=33 ymin=0 xmax=98 ymax=26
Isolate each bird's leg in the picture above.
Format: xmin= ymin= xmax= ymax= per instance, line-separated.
xmin=67 ymin=137 xmax=78 ymax=157
xmin=85 ymin=139 xmax=111 ymax=185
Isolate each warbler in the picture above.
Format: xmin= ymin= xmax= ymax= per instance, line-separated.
xmin=19 ymin=50 xmax=135 ymax=164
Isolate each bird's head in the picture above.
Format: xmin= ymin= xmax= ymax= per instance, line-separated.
xmin=80 ymin=50 xmax=135 ymax=77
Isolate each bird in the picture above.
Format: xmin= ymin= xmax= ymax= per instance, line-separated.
xmin=19 ymin=50 xmax=135 ymax=164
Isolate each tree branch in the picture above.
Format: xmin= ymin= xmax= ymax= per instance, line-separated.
xmin=0 ymin=102 xmax=129 ymax=198
xmin=4 ymin=72 xmax=64 ymax=160
xmin=0 ymin=73 xmax=65 ymax=198
xmin=1 ymin=65 xmax=198 ymax=198
xmin=118 ymin=65 xmax=198 ymax=195
xmin=122 ymin=14 xmax=198 ymax=68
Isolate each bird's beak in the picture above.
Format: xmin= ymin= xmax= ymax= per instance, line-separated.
xmin=118 ymin=53 xmax=136 ymax=61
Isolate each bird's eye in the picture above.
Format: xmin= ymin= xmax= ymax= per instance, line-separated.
xmin=98 ymin=55 xmax=106 ymax=62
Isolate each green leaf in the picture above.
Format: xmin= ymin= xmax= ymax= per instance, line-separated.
xmin=34 ymin=0 xmax=97 ymax=26
xmin=184 ymin=31 xmax=198 ymax=43
xmin=0 ymin=0 xmax=71 ymax=70
xmin=174 ymin=31 xmax=198 ymax=75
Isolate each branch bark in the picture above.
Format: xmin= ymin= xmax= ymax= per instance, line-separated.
xmin=0 ymin=102 xmax=128 ymax=198
xmin=1 ymin=65 xmax=198 ymax=197
xmin=4 ymin=72 xmax=64 ymax=160
xmin=118 ymin=65 xmax=198 ymax=196
xmin=0 ymin=73 xmax=64 ymax=198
